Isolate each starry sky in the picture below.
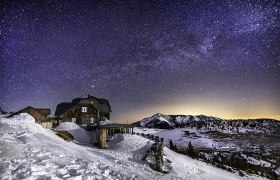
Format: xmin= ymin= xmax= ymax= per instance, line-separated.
xmin=1 ymin=0 xmax=280 ymax=123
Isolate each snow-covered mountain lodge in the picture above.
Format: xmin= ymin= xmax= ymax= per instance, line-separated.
xmin=54 ymin=95 xmax=111 ymax=124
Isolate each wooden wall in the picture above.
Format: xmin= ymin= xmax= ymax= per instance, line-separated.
xmin=59 ymin=105 xmax=110 ymax=124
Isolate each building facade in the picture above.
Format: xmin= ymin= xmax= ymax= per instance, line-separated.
xmin=54 ymin=95 xmax=111 ymax=124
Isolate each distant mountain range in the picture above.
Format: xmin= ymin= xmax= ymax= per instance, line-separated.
xmin=133 ymin=113 xmax=280 ymax=133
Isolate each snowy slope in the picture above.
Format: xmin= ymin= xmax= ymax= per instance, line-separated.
xmin=135 ymin=128 xmax=217 ymax=148
xmin=0 ymin=113 xmax=265 ymax=180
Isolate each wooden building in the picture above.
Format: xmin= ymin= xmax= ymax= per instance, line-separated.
xmin=10 ymin=106 xmax=51 ymax=123
xmin=54 ymin=95 xmax=111 ymax=124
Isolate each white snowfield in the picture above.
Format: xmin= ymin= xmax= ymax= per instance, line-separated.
xmin=0 ymin=113 xmax=266 ymax=180
xmin=134 ymin=127 xmax=217 ymax=148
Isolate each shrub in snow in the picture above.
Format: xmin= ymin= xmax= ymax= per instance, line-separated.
xmin=169 ymin=139 xmax=178 ymax=151
xmin=56 ymin=131 xmax=74 ymax=141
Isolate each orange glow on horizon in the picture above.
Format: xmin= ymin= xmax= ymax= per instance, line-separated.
xmin=113 ymin=97 xmax=280 ymax=123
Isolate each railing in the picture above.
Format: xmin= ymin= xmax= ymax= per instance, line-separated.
xmin=134 ymin=132 xmax=164 ymax=143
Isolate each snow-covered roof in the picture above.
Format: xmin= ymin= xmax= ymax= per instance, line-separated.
xmin=55 ymin=95 xmax=111 ymax=116
xmin=9 ymin=106 xmax=50 ymax=122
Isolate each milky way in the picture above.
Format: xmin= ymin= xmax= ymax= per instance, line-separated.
xmin=1 ymin=0 xmax=280 ymax=122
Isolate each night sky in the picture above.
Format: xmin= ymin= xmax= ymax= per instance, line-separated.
xmin=1 ymin=0 xmax=280 ymax=123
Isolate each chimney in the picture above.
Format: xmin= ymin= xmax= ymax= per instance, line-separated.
xmin=96 ymin=110 xmax=101 ymax=127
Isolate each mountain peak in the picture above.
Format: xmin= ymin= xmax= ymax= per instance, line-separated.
xmin=133 ymin=114 xmax=280 ymax=132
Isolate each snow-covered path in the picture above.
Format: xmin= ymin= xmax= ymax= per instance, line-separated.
xmin=0 ymin=114 xmax=266 ymax=180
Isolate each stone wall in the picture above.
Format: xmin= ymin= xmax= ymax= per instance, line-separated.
xmin=135 ymin=132 xmax=164 ymax=172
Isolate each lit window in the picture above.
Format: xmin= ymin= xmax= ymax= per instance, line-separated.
xmin=81 ymin=107 xmax=87 ymax=112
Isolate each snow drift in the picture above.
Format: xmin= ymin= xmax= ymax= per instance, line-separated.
xmin=54 ymin=122 xmax=95 ymax=144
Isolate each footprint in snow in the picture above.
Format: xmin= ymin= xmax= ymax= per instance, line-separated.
xmin=37 ymin=152 xmax=51 ymax=158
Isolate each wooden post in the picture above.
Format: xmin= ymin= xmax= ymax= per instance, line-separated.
xmin=96 ymin=110 xmax=101 ymax=127
xmin=155 ymin=139 xmax=163 ymax=172
xmin=99 ymin=128 xmax=107 ymax=149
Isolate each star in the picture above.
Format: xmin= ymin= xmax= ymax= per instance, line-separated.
xmin=0 ymin=0 xmax=279 ymax=122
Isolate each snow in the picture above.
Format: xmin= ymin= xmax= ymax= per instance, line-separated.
xmin=90 ymin=118 xmax=113 ymax=127
xmin=139 ymin=114 xmax=173 ymax=128
xmin=174 ymin=116 xmax=190 ymax=124
xmin=54 ymin=122 xmax=95 ymax=144
xmin=276 ymin=167 xmax=280 ymax=175
xmin=0 ymin=113 xmax=266 ymax=180
xmin=135 ymin=114 xmax=279 ymax=135
xmin=241 ymin=154 xmax=271 ymax=167
xmin=0 ymin=114 xmax=9 ymax=118
xmin=134 ymin=127 xmax=216 ymax=148
xmin=107 ymin=134 xmax=154 ymax=162
xmin=100 ymin=119 xmax=113 ymax=125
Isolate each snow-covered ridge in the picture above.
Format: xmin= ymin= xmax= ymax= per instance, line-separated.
xmin=134 ymin=113 xmax=223 ymax=128
xmin=133 ymin=113 xmax=280 ymax=133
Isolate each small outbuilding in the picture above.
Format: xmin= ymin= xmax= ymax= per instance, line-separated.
xmin=10 ymin=106 xmax=51 ymax=123
xmin=9 ymin=106 xmax=52 ymax=129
